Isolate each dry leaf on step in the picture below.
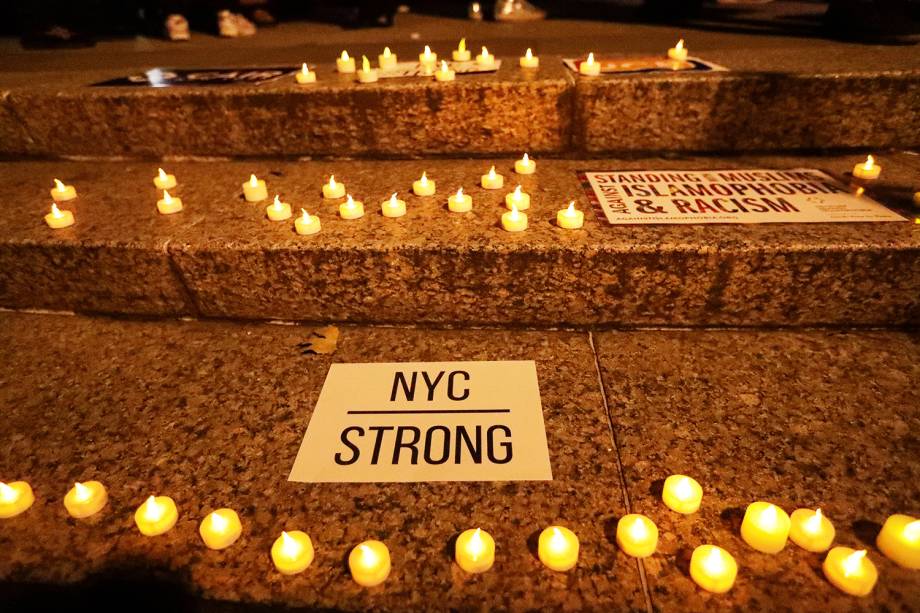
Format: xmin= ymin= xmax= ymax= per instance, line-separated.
xmin=298 ymin=326 xmax=339 ymax=355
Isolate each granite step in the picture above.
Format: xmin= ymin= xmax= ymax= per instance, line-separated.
xmin=0 ymin=311 xmax=917 ymax=611
xmin=2 ymin=154 xmax=920 ymax=327
xmin=1 ymin=49 xmax=918 ymax=158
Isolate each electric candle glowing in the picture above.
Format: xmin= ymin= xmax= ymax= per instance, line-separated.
xmin=455 ymin=528 xmax=495 ymax=573
xmin=271 ymin=530 xmax=314 ymax=575
xmin=505 ymin=185 xmax=530 ymax=210
xmin=295 ymin=63 xmax=316 ymax=84
xmin=580 ymin=53 xmax=600 ymax=76
xmin=481 ymin=165 xmax=504 ymax=189
xmin=349 ymin=540 xmax=391 ymax=587
xmin=520 ymin=48 xmax=539 ymax=68
xmin=448 ymin=187 xmax=472 ymax=212
xmin=266 ymin=195 xmax=292 ymax=221
xmin=476 ymin=46 xmax=495 ymax=69
xmin=157 ymin=190 xmax=183 ymax=215
xmin=154 ymin=168 xmax=177 ymax=190
xmin=690 ymin=545 xmax=738 ymax=594
xmin=876 ymin=514 xmax=920 ymax=569
xmin=382 ymin=193 xmax=407 ymax=218
xmin=615 ymin=514 xmax=658 ymax=558
xmin=823 ymin=547 xmax=878 ymax=597
xmin=199 ymin=508 xmax=242 ymax=550
xmin=538 ymin=526 xmax=579 ymax=571
xmin=50 ymin=178 xmax=77 ymax=201
xmin=853 ymin=155 xmax=881 ymax=180
xmin=44 ymin=203 xmax=75 ymax=229
xmin=514 ymin=152 xmax=536 ymax=174
xmin=435 ymin=60 xmax=455 ymax=82
xmin=557 ymin=201 xmax=584 ymax=229
xmin=64 ymin=481 xmax=107 ymax=518
xmin=337 ymin=50 xmax=356 ymax=73
xmin=661 ymin=474 xmax=703 ymax=514
xmin=294 ymin=208 xmax=321 ymax=235
xmin=668 ymin=39 xmax=688 ymax=61
xmin=741 ymin=502 xmax=790 ymax=553
xmin=501 ymin=202 xmax=528 ymax=232
xmin=339 ymin=194 xmax=365 ymax=219
xmin=243 ymin=174 xmax=268 ymax=202
xmin=453 ymin=38 xmax=471 ymax=62
xmin=789 ymin=508 xmax=835 ymax=553
xmin=378 ymin=47 xmax=397 ymax=70
xmin=412 ymin=171 xmax=436 ymax=196
xmin=357 ymin=55 xmax=378 ymax=83
xmin=323 ymin=175 xmax=346 ymax=199
xmin=419 ymin=45 xmax=437 ymax=70
xmin=0 ymin=481 xmax=34 ymax=518
xmin=134 ymin=495 xmax=178 ymax=536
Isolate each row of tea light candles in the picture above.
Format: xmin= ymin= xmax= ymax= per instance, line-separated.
xmin=1 ymin=476 xmax=916 ymax=593
xmin=293 ymin=38 xmax=693 ymax=84
xmin=45 ymin=154 xmax=586 ymax=233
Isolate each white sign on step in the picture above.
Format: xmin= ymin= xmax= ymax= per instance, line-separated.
xmin=580 ymin=168 xmax=906 ymax=225
xmin=288 ymin=361 xmax=552 ymax=483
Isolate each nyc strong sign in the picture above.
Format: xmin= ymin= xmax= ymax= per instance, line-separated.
xmin=289 ymin=361 xmax=552 ymax=483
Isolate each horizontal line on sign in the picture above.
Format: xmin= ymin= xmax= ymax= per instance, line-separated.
xmin=346 ymin=409 xmax=511 ymax=415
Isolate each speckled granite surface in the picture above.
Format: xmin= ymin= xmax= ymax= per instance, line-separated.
xmin=1 ymin=154 xmax=919 ymax=326
xmin=594 ymin=329 xmax=920 ymax=612
xmin=0 ymin=312 xmax=645 ymax=611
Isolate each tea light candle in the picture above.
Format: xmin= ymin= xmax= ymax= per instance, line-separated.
xmin=44 ymin=203 xmax=75 ymax=229
xmin=615 ymin=514 xmax=658 ymax=558
xmin=157 ymin=190 xmax=183 ymax=215
xmin=419 ymin=45 xmax=437 ymax=70
xmin=481 ymin=165 xmax=504 ymax=189
xmin=668 ymin=39 xmax=688 ymax=61
xmin=823 ymin=547 xmax=878 ymax=597
xmin=349 ymin=540 xmax=391 ymax=587
xmin=557 ymin=201 xmax=584 ymax=229
xmin=661 ymin=474 xmax=703 ymax=514
xmin=357 ymin=55 xmax=378 ymax=83
xmin=271 ymin=530 xmax=315 ymax=575
xmin=64 ymin=481 xmax=107 ymax=518
xmin=448 ymin=187 xmax=472 ymax=212
xmin=339 ymin=194 xmax=365 ymax=219
xmin=453 ymin=38 xmax=471 ymax=62
xmin=789 ymin=508 xmax=835 ymax=553
xmin=520 ymin=48 xmax=539 ymax=68
xmin=435 ymin=60 xmax=455 ymax=82
xmin=741 ymin=502 xmax=790 ymax=553
xmin=502 ymin=203 xmax=528 ymax=232
xmin=323 ymin=175 xmax=346 ymax=199
xmin=154 ymin=168 xmax=177 ymax=190
xmin=580 ymin=52 xmax=600 ymax=76
xmin=538 ymin=526 xmax=579 ymax=571
xmin=295 ymin=63 xmax=316 ymax=84
xmin=337 ymin=50 xmax=356 ymax=73
xmin=294 ymin=209 xmax=321 ymax=235
xmin=476 ymin=46 xmax=495 ymax=69
xmin=382 ymin=193 xmax=407 ymax=218
xmin=243 ymin=174 xmax=268 ymax=202
xmin=266 ymin=195 xmax=292 ymax=221
xmin=505 ymin=185 xmax=530 ymax=210
xmin=514 ymin=152 xmax=536 ymax=174
xmin=690 ymin=545 xmax=738 ymax=594
xmin=378 ymin=47 xmax=397 ymax=70
xmin=0 ymin=481 xmax=34 ymax=518
xmin=876 ymin=514 xmax=920 ymax=569
xmin=50 ymin=178 xmax=77 ymax=202
xmin=455 ymin=527 xmax=495 ymax=573
xmin=412 ymin=171 xmax=436 ymax=196
xmin=134 ymin=495 xmax=178 ymax=536
xmin=853 ymin=155 xmax=881 ymax=180
xmin=199 ymin=508 xmax=242 ymax=550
